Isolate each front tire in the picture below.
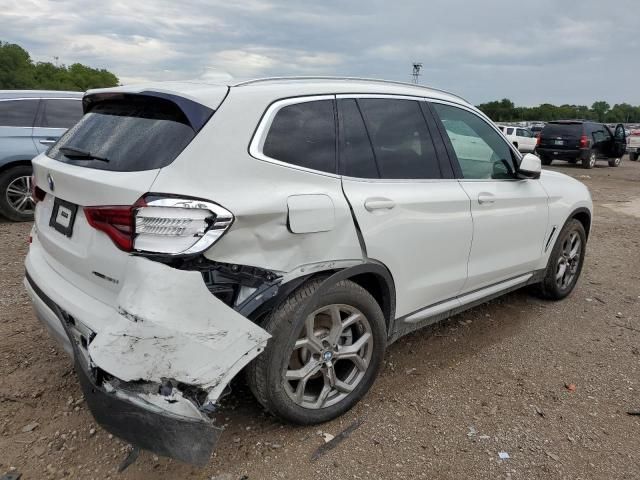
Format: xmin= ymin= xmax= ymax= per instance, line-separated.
xmin=539 ymin=219 xmax=586 ymax=300
xmin=246 ymin=278 xmax=386 ymax=425
xmin=0 ymin=165 xmax=35 ymax=222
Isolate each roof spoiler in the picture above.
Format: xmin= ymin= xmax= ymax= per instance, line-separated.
xmin=82 ymin=91 xmax=215 ymax=132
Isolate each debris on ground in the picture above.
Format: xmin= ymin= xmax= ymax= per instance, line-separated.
xmin=627 ymin=409 xmax=640 ymax=416
xmin=20 ymin=422 xmax=38 ymax=433
xmin=534 ymin=405 xmax=545 ymax=417
xmin=498 ymin=452 xmax=510 ymax=460
xmin=311 ymin=418 xmax=363 ymax=461
xmin=545 ymin=451 xmax=561 ymax=462
xmin=565 ymin=383 xmax=577 ymax=392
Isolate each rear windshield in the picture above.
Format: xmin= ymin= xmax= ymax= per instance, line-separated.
xmin=541 ymin=123 xmax=582 ymax=137
xmin=48 ymin=97 xmax=199 ymax=172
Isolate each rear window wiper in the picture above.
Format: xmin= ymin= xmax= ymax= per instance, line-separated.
xmin=59 ymin=146 xmax=110 ymax=163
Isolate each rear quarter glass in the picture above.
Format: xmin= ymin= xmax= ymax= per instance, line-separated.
xmin=48 ymin=96 xmax=212 ymax=172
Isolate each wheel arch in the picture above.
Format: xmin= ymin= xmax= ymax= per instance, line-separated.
xmin=248 ymin=262 xmax=396 ymax=337
xmin=569 ymin=207 xmax=591 ymax=240
xmin=0 ymin=159 xmax=33 ymax=175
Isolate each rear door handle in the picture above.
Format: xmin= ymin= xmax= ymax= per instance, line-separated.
xmin=364 ymin=198 xmax=395 ymax=212
xmin=477 ymin=193 xmax=495 ymax=205
xmin=39 ymin=139 xmax=56 ymax=145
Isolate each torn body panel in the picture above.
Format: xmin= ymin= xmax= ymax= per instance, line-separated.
xmin=24 ymin=237 xmax=270 ymax=464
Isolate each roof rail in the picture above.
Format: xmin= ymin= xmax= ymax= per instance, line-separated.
xmin=231 ymin=76 xmax=470 ymax=104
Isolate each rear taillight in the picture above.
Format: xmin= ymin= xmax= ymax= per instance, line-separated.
xmin=579 ymin=135 xmax=589 ymax=149
xmin=84 ymin=202 xmax=141 ymax=252
xmin=31 ymin=175 xmax=46 ymax=203
xmin=536 ymin=135 xmax=541 ymax=146
xmin=84 ymin=195 xmax=233 ymax=255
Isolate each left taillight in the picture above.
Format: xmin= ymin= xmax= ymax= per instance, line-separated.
xmin=84 ymin=195 xmax=234 ymax=255
xmin=31 ymin=175 xmax=46 ymax=203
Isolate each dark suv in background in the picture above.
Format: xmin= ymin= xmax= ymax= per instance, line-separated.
xmin=0 ymin=91 xmax=83 ymax=221
xmin=536 ymin=120 xmax=626 ymax=169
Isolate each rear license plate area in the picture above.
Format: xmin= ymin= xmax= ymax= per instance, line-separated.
xmin=553 ymin=140 xmax=564 ymax=145
xmin=49 ymin=198 xmax=78 ymax=237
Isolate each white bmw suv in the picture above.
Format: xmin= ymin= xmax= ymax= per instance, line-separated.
xmin=24 ymin=77 xmax=592 ymax=465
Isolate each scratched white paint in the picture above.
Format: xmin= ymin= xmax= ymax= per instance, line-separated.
xmin=88 ymin=257 xmax=270 ymax=402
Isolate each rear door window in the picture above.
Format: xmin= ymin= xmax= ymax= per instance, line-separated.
xmin=262 ymin=99 xmax=336 ymax=174
xmin=357 ymin=98 xmax=441 ymax=179
xmin=38 ymin=99 xmax=83 ymax=128
xmin=0 ymin=99 xmax=39 ymax=127
xmin=337 ymin=99 xmax=378 ymax=178
xmin=49 ymin=96 xmax=201 ymax=172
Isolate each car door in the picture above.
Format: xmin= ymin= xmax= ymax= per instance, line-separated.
xmin=0 ymin=98 xmax=40 ymax=161
xmin=338 ymin=96 xmax=473 ymax=318
xmin=607 ymin=124 xmax=627 ymax=158
xmin=32 ymin=98 xmax=83 ymax=153
xmin=516 ymin=128 xmax=536 ymax=152
xmin=429 ymin=101 xmax=549 ymax=293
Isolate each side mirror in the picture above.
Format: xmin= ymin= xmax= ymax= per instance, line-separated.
xmin=517 ymin=153 xmax=541 ymax=179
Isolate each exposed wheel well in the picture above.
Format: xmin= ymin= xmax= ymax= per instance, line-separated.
xmin=347 ymin=272 xmax=394 ymax=331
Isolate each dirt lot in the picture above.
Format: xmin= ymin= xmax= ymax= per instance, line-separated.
xmin=1 ymin=158 xmax=639 ymax=480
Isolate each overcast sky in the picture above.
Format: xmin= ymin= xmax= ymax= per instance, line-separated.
xmin=1 ymin=0 xmax=639 ymax=106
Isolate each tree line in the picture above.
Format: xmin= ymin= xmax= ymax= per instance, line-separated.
xmin=477 ymin=98 xmax=640 ymax=124
xmin=0 ymin=41 xmax=119 ymax=91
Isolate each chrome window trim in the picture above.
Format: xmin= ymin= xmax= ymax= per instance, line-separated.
xmin=249 ymin=94 xmax=340 ymax=178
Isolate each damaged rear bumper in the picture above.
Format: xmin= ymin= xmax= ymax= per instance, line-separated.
xmin=23 ymin=238 xmax=270 ymax=466
xmin=25 ymin=272 xmax=222 ymax=465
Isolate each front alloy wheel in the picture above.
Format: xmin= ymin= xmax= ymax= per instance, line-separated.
xmin=539 ymin=218 xmax=586 ymax=300
xmin=555 ymin=231 xmax=582 ymax=290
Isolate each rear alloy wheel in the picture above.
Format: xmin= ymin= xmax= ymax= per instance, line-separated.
xmin=246 ymin=278 xmax=386 ymax=425
xmin=582 ymin=151 xmax=596 ymax=169
xmin=608 ymin=157 xmax=622 ymax=167
xmin=0 ymin=165 xmax=35 ymax=222
xmin=539 ymin=219 xmax=586 ymax=300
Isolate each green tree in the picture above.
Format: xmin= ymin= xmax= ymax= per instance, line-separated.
xmin=0 ymin=41 xmax=119 ymax=90
xmin=590 ymin=101 xmax=610 ymax=122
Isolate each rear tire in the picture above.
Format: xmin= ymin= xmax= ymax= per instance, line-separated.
xmin=539 ymin=219 xmax=586 ymax=300
xmin=0 ymin=165 xmax=35 ymax=222
xmin=608 ymin=157 xmax=622 ymax=167
xmin=246 ymin=278 xmax=386 ymax=425
xmin=582 ymin=151 xmax=596 ymax=169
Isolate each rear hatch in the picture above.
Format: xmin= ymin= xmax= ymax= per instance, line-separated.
xmin=31 ymin=90 xmax=222 ymax=306
xmin=538 ymin=122 xmax=583 ymax=150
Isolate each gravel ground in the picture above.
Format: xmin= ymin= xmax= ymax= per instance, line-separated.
xmin=1 ymin=158 xmax=639 ymax=480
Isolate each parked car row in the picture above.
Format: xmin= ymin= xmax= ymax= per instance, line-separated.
xmin=0 ymin=91 xmax=83 ymax=221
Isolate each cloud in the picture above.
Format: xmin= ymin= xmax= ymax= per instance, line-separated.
xmin=0 ymin=0 xmax=639 ymax=105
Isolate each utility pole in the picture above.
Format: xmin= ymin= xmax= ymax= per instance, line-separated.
xmin=411 ymin=62 xmax=422 ymax=84
xmin=54 ymin=56 xmax=59 ymax=67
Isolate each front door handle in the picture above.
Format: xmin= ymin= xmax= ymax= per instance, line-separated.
xmin=364 ymin=198 xmax=395 ymax=212
xmin=39 ymin=139 xmax=56 ymax=145
xmin=477 ymin=193 xmax=495 ymax=205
